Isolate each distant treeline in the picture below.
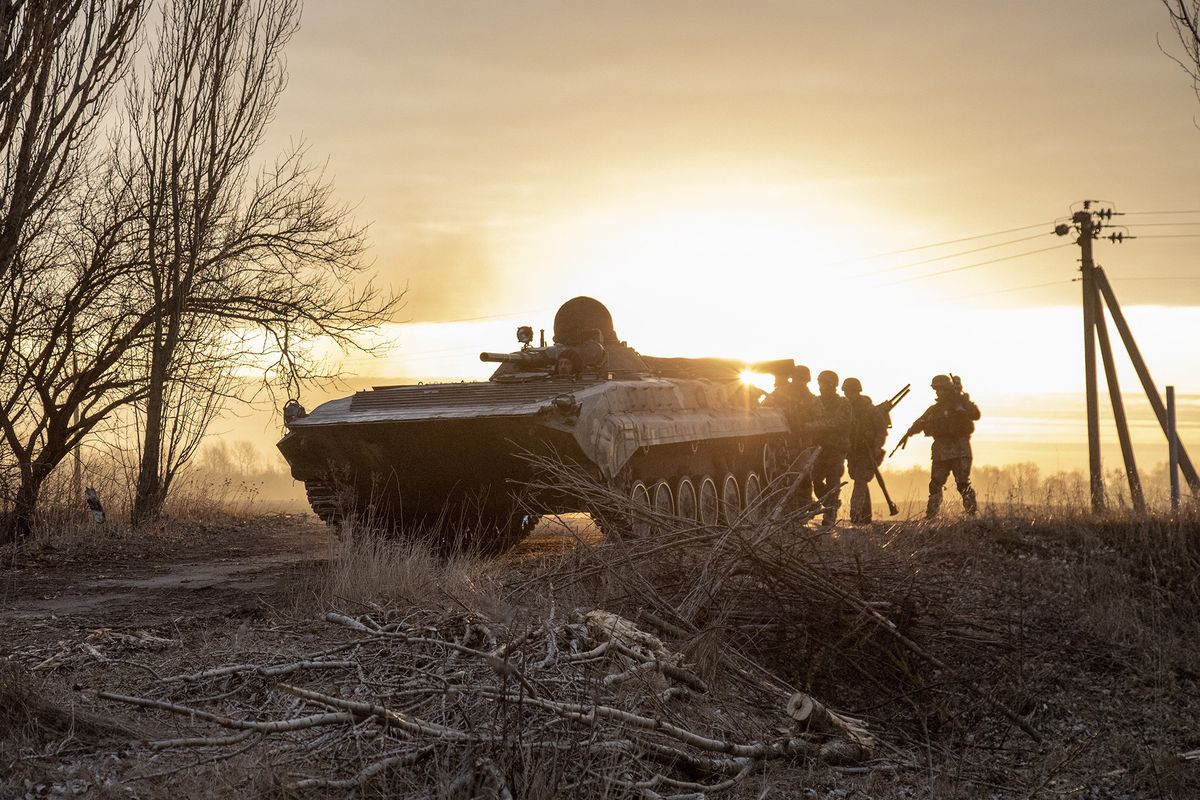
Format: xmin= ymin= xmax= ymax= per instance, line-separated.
xmin=880 ymin=461 xmax=1186 ymax=513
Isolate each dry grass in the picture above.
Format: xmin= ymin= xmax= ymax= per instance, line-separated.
xmin=3 ymin=455 xmax=1199 ymax=798
xmin=301 ymin=519 xmax=502 ymax=613
xmin=0 ymin=665 xmax=145 ymax=797
xmin=984 ymin=508 xmax=1200 ymax=687
xmin=0 ymin=666 xmax=139 ymax=747
xmin=1 ymin=465 xmax=284 ymax=570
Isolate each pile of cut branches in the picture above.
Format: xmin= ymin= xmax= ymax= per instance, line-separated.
xmin=89 ymin=451 xmax=1037 ymax=796
xmin=97 ymin=607 xmax=876 ymax=797
xmin=512 ymin=451 xmax=1040 ymax=746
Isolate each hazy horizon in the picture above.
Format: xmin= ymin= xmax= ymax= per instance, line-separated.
xmin=211 ymin=1 xmax=1200 ymax=485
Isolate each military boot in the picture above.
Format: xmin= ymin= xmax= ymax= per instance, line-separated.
xmin=820 ymin=498 xmax=839 ymax=527
xmin=926 ymin=485 xmax=943 ymax=519
xmin=850 ymin=481 xmax=872 ymax=524
xmin=960 ymin=483 xmax=978 ymax=516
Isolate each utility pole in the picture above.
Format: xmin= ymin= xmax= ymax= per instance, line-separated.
xmin=1058 ymin=199 xmax=1198 ymax=513
xmin=1168 ymin=386 xmax=1180 ymax=512
xmin=1093 ymin=290 xmax=1145 ymax=512
xmin=1095 ymin=267 xmax=1200 ymax=494
xmin=1074 ymin=205 xmax=1105 ymax=512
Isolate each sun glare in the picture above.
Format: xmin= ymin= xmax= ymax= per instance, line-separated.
xmin=522 ymin=187 xmax=900 ymax=344
xmin=740 ymin=369 xmax=776 ymax=394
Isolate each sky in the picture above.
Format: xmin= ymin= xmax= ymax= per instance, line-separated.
xmin=238 ymin=1 xmax=1200 ymax=474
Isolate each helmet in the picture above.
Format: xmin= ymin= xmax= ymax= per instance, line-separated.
xmin=793 ymin=364 xmax=811 ymax=384
xmin=842 ymin=377 xmax=862 ymax=395
xmin=817 ymin=370 xmax=838 ymax=390
xmin=931 ymin=374 xmax=954 ymax=391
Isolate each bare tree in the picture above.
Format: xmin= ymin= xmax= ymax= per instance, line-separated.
xmin=0 ymin=162 xmax=161 ymax=542
xmin=126 ymin=315 xmax=241 ymax=508
xmin=122 ymin=0 xmax=397 ymax=523
xmin=1 ymin=0 xmax=397 ymax=541
xmin=0 ymin=0 xmax=146 ymax=541
xmin=1162 ymin=1 xmax=1200 ymax=107
xmin=0 ymin=1 xmax=143 ymax=285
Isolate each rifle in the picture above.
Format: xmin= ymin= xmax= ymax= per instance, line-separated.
xmin=869 ymin=384 xmax=910 ymax=514
xmin=889 ymin=427 xmax=916 ymax=458
xmin=873 ymin=467 xmax=899 ymax=516
xmin=881 ymin=384 xmax=913 ymax=458
xmin=878 ymin=383 xmax=911 ymax=414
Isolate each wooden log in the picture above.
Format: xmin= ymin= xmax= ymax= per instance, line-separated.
xmin=786 ymin=691 xmax=874 ymax=751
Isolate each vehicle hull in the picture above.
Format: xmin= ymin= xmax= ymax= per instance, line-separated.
xmin=276 ymin=331 xmax=791 ymax=551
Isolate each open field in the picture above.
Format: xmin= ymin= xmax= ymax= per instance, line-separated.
xmin=2 ymin=505 xmax=1199 ymax=799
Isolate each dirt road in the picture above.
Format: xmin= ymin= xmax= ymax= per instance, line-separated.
xmin=2 ymin=516 xmax=332 ymax=629
xmin=1 ymin=513 xmax=591 ymax=636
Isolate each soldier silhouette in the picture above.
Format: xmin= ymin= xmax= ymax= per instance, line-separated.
xmin=766 ymin=364 xmax=821 ymax=508
xmin=900 ymin=374 xmax=981 ymax=518
xmin=842 ymin=377 xmax=887 ymax=524
xmin=808 ymin=370 xmax=850 ymax=525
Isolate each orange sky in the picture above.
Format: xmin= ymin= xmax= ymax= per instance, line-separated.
xmin=236 ymin=1 xmax=1200 ymax=473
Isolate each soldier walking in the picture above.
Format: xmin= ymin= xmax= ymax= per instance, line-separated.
xmin=842 ymin=377 xmax=888 ymax=524
xmin=900 ymin=374 xmax=981 ymax=518
xmin=767 ymin=364 xmax=820 ymax=507
xmin=810 ymin=370 xmax=850 ymax=525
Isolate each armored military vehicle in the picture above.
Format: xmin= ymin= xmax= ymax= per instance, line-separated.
xmin=277 ymin=297 xmax=791 ymax=552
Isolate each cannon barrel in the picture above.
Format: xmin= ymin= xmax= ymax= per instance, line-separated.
xmin=480 ymin=350 xmax=557 ymax=365
xmin=481 ymin=351 xmax=526 ymax=364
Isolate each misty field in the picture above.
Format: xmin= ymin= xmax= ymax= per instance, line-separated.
xmin=2 ymin=476 xmax=1198 ymax=800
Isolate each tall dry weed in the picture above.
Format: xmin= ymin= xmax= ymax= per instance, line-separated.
xmin=301 ymin=519 xmax=502 ymax=613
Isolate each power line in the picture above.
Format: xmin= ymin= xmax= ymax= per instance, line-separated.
xmin=1121 ymin=209 xmax=1200 ymax=215
xmin=945 ymin=279 xmax=1074 ymax=302
xmin=852 ymin=231 xmax=1054 ymax=279
xmin=1121 ymin=221 xmax=1200 ymax=227
xmin=1133 ymin=234 xmax=1200 ymax=239
xmin=827 ymin=220 xmax=1055 ymax=267
xmin=882 ymin=243 xmax=1072 ymax=287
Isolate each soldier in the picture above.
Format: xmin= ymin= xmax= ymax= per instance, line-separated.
xmin=766 ymin=364 xmax=819 ymax=506
xmin=900 ymin=374 xmax=981 ymax=518
xmin=809 ymin=369 xmax=850 ymax=525
xmin=842 ymin=377 xmax=887 ymax=524
xmin=554 ymin=350 xmax=582 ymax=378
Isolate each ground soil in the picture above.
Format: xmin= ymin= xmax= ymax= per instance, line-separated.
xmin=2 ymin=513 xmax=1198 ymax=799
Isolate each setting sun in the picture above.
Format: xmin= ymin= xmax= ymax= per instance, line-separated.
xmin=740 ymin=369 xmax=776 ymax=395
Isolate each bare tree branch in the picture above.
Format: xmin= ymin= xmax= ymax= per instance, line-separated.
xmin=122 ymin=0 xmax=400 ymax=523
xmin=1161 ymin=0 xmax=1200 ymax=113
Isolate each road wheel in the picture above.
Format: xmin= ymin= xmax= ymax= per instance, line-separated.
xmin=629 ymin=480 xmax=652 ymax=537
xmin=763 ymin=441 xmax=780 ymax=482
xmin=651 ymin=480 xmax=674 ymax=516
xmin=675 ymin=477 xmax=698 ymax=522
xmin=698 ymin=476 xmax=720 ymax=526
xmin=721 ymin=473 xmax=741 ymax=523
xmin=743 ymin=471 xmax=764 ymax=522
